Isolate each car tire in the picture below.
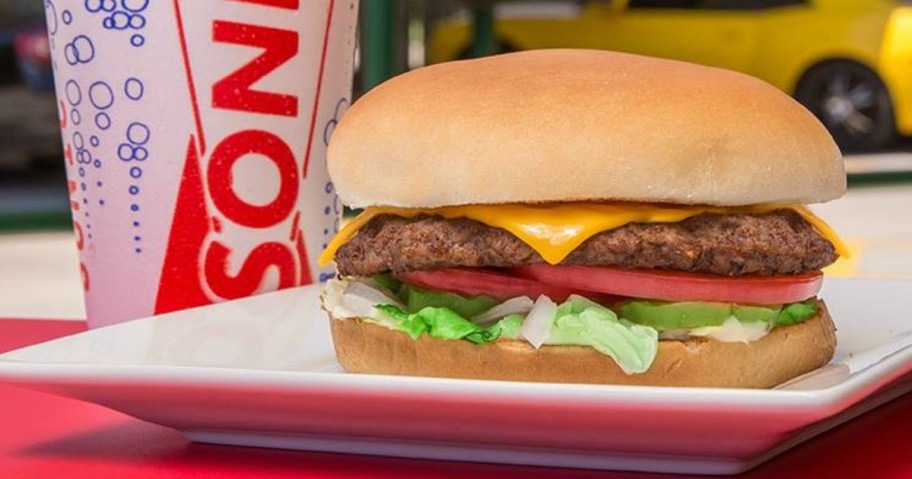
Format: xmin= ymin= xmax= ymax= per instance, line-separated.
xmin=795 ymin=61 xmax=896 ymax=152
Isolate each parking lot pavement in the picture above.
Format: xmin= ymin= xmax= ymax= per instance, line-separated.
xmin=845 ymin=153 xmax=912 ymax=175
xmin=0 ymin=231 xmax=85 ymax=320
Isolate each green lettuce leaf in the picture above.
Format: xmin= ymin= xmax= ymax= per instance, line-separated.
xmin=549 ymin=296 xmax=658 ymax=374
xmin=375 ymin=294 xmax=659 ymax=372
xmin=372 ymin=275 xmax=497 ymax=318
xmin=489 ymin=314 xmax=524 ymax=339
xmin=374 ymin=304 xmax=501 ymax=344
xmin=372 ymin=274 xmax=403 ymax=294
xmin=374 ymin=303 xmax=426 ymax=339
xmin=401 ymin=285 xmax=498 ymax=318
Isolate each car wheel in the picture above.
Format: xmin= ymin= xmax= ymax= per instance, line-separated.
xmin=795 ymin=61 xmax=896 ymax=151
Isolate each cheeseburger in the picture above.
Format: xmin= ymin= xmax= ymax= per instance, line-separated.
xmin=319 ymin=49 xmax=847 ymax=388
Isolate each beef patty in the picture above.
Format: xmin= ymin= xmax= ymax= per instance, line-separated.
xmin=334 ymin=210 xmax=838 ymax=277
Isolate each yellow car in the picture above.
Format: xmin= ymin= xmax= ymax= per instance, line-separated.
xmin=428 ymin=0 xmax=912 ymax=150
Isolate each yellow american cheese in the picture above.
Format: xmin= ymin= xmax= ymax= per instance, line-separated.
xmin=317 ymin=203 xmax=848 ymax=267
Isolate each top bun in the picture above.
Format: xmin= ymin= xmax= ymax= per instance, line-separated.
xmin=328 ymin=49 xmax=845 ymax=208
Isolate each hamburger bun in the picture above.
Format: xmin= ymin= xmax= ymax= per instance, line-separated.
xmin=328 ymin=49 xmax=845 ymax=209
xmin=329 ymin=301 xmax=836 ymax=389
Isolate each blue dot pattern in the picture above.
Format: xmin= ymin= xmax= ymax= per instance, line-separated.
xmin=46 ymin=0 xmax=151 ymax=254
xmin=320 ymin=97 xmax=349 ymax=260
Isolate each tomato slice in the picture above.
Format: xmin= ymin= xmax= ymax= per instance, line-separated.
xmin=398 ymin=268 xmax=581 ymax=302
xmin=511 ymin=264 xmax=823 ymax=305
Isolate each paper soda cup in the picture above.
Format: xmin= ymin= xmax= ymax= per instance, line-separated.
xmin=43 ymin=0 xmax=358 ymax=328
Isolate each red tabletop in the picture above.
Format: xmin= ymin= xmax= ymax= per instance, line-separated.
xmin=1 ymin=319 xmax=912 ymax=478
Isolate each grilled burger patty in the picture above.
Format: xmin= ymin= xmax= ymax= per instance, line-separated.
xmin=335 ymin=210 xmax=838 ymax=278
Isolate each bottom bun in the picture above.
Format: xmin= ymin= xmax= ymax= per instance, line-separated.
xmin=330 ymin=301 xmax=836 ymax=388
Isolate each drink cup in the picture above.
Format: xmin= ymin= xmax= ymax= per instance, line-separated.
xmin=43 ymin=0 xmax=359 ymax=328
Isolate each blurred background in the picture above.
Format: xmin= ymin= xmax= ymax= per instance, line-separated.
xmin=1 ymin=0 xmax=911 ymax=319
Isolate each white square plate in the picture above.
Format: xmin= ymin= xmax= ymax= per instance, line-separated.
xmin=1 ymin=278 xmax=911 ymax=475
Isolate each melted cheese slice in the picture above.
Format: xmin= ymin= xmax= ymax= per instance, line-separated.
xmin=318 ymin=203 xmax=848 ymax=267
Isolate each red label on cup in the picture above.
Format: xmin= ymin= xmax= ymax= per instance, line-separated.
xmin=154 ymin=0 xmax=340 ymax=314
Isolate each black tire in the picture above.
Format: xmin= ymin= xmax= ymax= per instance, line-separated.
xmin=795 ymin=61 xmax=896 ymax=151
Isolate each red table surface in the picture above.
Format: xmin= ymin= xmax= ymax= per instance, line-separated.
xmin=1 ymin=319 xmax=911 ymax=479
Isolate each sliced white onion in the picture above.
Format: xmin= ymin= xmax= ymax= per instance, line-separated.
xmin=521 ymin=295 xmax=557 ymax=349
xmin=472 ymin=296 xmax=534 ymax=326
xmin=322 ymin=279 xmax=352 ymax=316
xmin=690 ymin=317 xmax=770 ymax=344
xmin=344 ymin=280 xmax=403 ymax=318
xmin=323 ymin=279 xmax=403 ymax=326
